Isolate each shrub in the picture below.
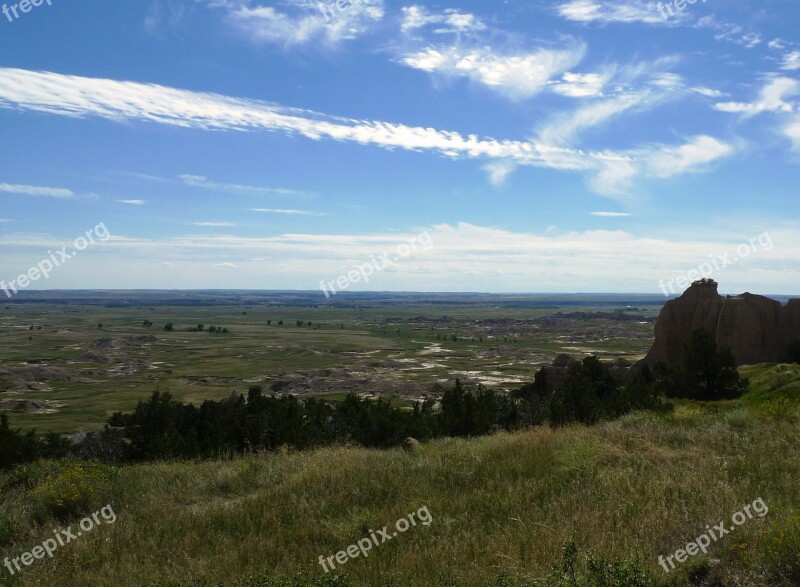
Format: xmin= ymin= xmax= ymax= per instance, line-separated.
xmin=781 ymin=340 xmax=800 ymax=364
xmin=0 ymin=413 xmax=40 ymax=470
xmin=546 ymin=541 xmax=654 ymax=587
xmin=28 ymin=461 xmax=119 ymax=518
xmin=681 ymin=329 xmax=746 ymax=400
xmin=0 ymin=512 xmax=15 ymax=547
xmin=751 ymin=397 xmax=797 ymax=422
xmin=653 ymin=330 xmax=747 ymax=400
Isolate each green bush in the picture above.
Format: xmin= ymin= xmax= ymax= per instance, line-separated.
xmin=28 ymin=461 xmax=119 ymax=518
xmin=546 ymin=541 xmax=654 ymax=587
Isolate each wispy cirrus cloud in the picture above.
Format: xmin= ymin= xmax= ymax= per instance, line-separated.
xmin=785 ymin=118 xmax=800 ymax=150
xmin=695 ymin=15 xmax=762 ymax=49
xmin=0 ymin=182 xmax=73 ymax=198
xmin=250 ymin=208 xmax=328 ymax=216
xmin=118 ymin=199 xmax=145 ymax=205
xmin=714 ymin=77 xmax=799 ymax=117
xmin=556 ymin=0 xmax=675 ymax=25
xmin=0 ymin=68 xmax=734 ymax=199
xmin=0 ymin=67 xmax=599 ymax=173
xmin=713 ymin=77 xmax=800 ymax=151
xmin=692 ymin=87 xmax=726 ymax=98
xmin=539 ymin=90 xmax=653 ymax=145
xmin=400 ymin=5 xmax=486 ymax=34
xmin=537 ymin=63 xmax=686 ymax=145
xmin=179 ymin=174 xmax=311 ymax=198
xmin=591 ymin=211 xmax=631 ymax=217
xmin=587 ymin=135 xmax=737 ymax=196
xmin=780 ymin=51 xmax=800 ymax=71
xmin=204 ymin=0 xmax=384 ymax=48
xmin=646 ymin=135 xmax=736 ymax=178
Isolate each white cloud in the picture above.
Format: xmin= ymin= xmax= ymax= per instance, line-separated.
xmin=482 ymin=161 xmax=517 ymax=187
xmin=696 ymin=16 xmax=762 ymax=49
xmin=400 ymin=5 xmax=486 ymax=34
xmin=250 ymin=208 xmax=328 ymax=216
xmin=0 ymin=68 xmax=731 ymax=199
xmin=785 ymin=117 xmax=800 ymax=151
xmin=400 ymin=43 xmax=586 ymax=100
xmin=692 ymin=87 xmax=725 ymax=98
xmin=0 ymin=182 xmax=73 ymax=198
xmin=3 ymin=221 xmax=795 ymax=293
xmin=646 ymin=135 xmax=735 ymax=178
xmin=194 ymin=222 xmax=237 ymax=227
xmin=118 ymin=199 xmax=145 ymax=205
xmin=551 ymin=72 xmax=608 ymax=97
xmin=781 ymin=51 xmax=800 ymax=71
xmin=769 ymin=38 xmax=787 ymax=51
xmin=714 ymin=77 xmax=799 ymax=117
xmin=206 ymin=0 xmax=385 ymax=48
xmin=713 ymin=78 xmax=800 ymax=151
xmin=557 ymin=0 xmax=675 ymax=25
xmin=179 ymin=175 xmax=310 ymax=198
xmin=539 ymin=90 xmax=651 ymax=145
xmin=586 ymin=135 xmax=736 ymax=196
xmin=538 ymin=63 xmax=685 ymax=145
xmin=588 ymin=154 xmax=640 ymax=196
xmin=144 ymin=0 xmax=186 ymax=36
xmin=0 ymin=67 xmax=595 ymax=172
xmin=591 ymin=211 xmax=631 ymax=217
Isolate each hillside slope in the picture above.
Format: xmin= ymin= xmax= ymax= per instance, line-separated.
xmin=1 ymin=395 xmax=799 ymax=586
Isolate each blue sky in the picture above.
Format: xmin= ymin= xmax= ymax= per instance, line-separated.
xmin=0 ymin=0 xmax=798 ymax=295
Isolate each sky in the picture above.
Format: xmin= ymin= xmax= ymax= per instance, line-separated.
xmin=0 ymin=0 xmax=798 ymax=296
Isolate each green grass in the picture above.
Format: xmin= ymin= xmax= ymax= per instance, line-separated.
xmin=1 ymin=400 xmax=798 ymax=586
xmin=740 ymin=363 xmax=800 ymax=403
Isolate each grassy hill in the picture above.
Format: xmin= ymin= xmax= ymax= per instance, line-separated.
xmin=2 ymin=373 xmax=799 ymax=587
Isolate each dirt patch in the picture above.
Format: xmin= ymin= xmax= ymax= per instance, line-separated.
xmin=0 ymin=365 xmax=76 ymax=385
xmin=94 ymin=336 xmax=157 ymax=350
xmin=0 ymin=399 xmax=59 ymax=413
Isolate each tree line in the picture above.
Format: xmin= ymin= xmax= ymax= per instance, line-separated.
xmin=0 ymin=329 xmax=751 ymax=468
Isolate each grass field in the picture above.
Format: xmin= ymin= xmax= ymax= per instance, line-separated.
xmin=1 ymin=394 xmax=798 ymax=586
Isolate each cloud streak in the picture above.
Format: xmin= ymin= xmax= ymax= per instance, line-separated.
xmin=0 ymin=68 xmax=735 ymax=199
xmin=0 ymin=182 xmax=73 ymax=198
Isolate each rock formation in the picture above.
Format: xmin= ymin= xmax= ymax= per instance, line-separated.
xmin=640 ymin=279 xmax=800 ymax=366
